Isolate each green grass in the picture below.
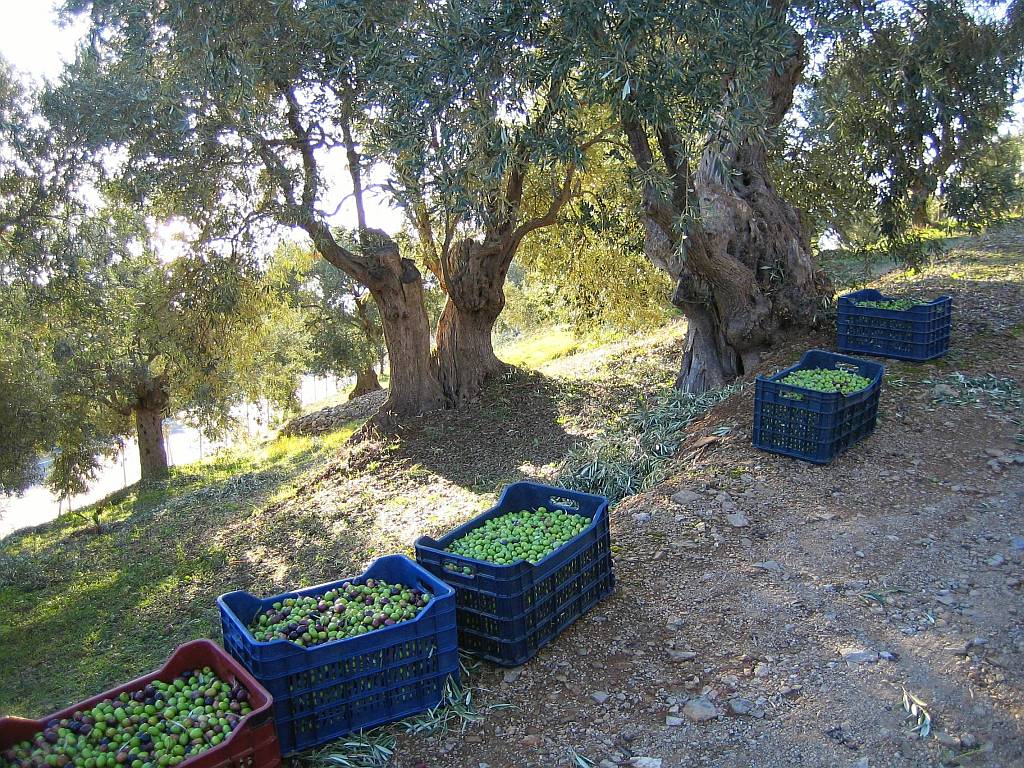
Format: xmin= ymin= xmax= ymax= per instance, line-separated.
xmin=496 ymin=326 xmax=583 ymax=369
xmin=0 ymin=423 xmax=357 ymax=716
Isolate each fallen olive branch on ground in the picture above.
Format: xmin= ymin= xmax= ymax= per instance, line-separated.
xmin=559 ymin=383 xmax=744 ymax=503
xmin=302 ymin=656 xmax=514 ymax=768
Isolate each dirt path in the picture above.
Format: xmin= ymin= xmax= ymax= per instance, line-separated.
xmin=382 ymin=237 xmax=1024 ymax=766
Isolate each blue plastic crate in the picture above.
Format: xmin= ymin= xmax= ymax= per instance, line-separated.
xmin=414 ymin=482 xmax=614 ymax=667
xmin=837 ymin=288 xmax=952 ymax=361
xmin=752 ymin=349 xmax=885 ymax=464
xmin=217 ymin=555 xmax=459 ymax=755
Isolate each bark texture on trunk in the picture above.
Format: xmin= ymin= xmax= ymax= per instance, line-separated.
xmin=432 ymin=239 xmax=511 ymax=405
xmin=350 ymin=366 xmax=382 ymax=399
xmin=366 ymin=263 xmax=444 ymax=429
xmin=625 ymin=25 xmax=830 ymax=393
xmin=311 ymin=228 xmax=444 ymax=432
xmin=135 ymin=400 xmax=169 ymax=481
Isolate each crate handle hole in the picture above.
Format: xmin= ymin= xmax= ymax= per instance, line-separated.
xmin=781 ymin=391 xmax=804 ymax=401
xmin=549 ymin=495 xmax=579 ymax=510
xmin=443 ymin=560 xmax=476 ymax=577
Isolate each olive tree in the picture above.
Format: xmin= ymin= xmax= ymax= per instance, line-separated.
xmin=943 ymin=134 xmax=1024 ymax=227
xmin=785 ymin=1 xmax=1022 ymax=241
xmin=0 ymin=288 xmax=52 ymax=494
xmin=37 ymin=204 xmax=306 ymax=485
xmin=0 ymin=59 xmax=73 ymax=493
xmin=369 ymin=1 xmax=597 ymax=403
xmin=556 ymin=0 xmax=832 ymax=392
xmin=48 ymin=0 xmax=445 ymax=430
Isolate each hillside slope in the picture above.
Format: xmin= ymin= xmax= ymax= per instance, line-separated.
xmin=2 ymin=223 xmax=1023 ymax=767
xmin=393 ymin=225 xmax=1023 ymax=768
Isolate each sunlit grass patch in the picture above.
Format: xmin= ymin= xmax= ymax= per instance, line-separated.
xmin=498 ymin=326 xmax=582 ymax=369
xmin=0 ymin=417 xmax=367 ymax=715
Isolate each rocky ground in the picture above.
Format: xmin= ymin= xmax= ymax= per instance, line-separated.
xmin=375 ymin=235 xmax=1024 ymax=767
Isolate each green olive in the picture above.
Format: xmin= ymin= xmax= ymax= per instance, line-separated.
xmin=445 ymin=507 xmax=589 ymax=566
xmin=779 ymin=368 xmax=871 ymax=394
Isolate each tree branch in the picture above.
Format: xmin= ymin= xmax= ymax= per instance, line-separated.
xmin=507 ymin=163 xmax=576 ymax=249
xmin=272 ymin=81 xmax=376 ymax=286
xmin=620 ymin=110 xmax=677 ymax=236
xmin=409 ymin=195 xmax=446 ymax=290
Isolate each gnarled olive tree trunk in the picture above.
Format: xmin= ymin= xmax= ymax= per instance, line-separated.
xmin=413 ymin=162 xmax=576 ymax=405
xmin=370 ymin=272 xmax=443 ymax=425
xmin=338 ymin=234 xmax=444 ymax=430
xmin=350 ymin=366 xmax=382 ymax=399
xmin=625 ymin=27 xmax=830 ymax=393
xmin=285 ymin=92 xmax=443 ymax=434
xmin=432 ymin=239 xmax=512 ymax=404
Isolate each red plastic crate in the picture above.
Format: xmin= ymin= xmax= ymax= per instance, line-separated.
xmin=0 ymin=640 xmax=280 ymax=768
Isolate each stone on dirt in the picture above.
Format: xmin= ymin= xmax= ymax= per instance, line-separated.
xmin=672 ymin=489 xmax=702 ymax=505
xmin=726 ymin=512 xmax=750 ymax=527
xmin=728 ymin=698 xmax=754 ymax=716
xmin=839 ymin=645 xmax=879 ymax=664
xmin=683 ymin=697 xmax=720 ymax=722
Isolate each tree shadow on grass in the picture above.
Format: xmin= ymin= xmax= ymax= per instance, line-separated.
xmin=0 ymin=341 xmax=679 ymax=717
xmin=0 ymin=439 xmax=337 ymax=716
xmin=398 ymin=369 xmax=576 ymax=492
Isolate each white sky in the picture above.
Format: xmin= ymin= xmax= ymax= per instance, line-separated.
xmin=0 ymin=1 xmax=85 ymax=81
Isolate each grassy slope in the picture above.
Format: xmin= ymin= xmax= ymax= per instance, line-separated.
xmin=1 ymin=220 xmax=1021 ymax=719
xmin=0 ymin=317 xmax=681 ymax=715
xmin=0 ymin=429 xmax=356 ymax=713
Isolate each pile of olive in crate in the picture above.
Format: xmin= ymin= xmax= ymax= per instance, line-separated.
xmin=444 ymin=506 xmax=589 ymax=568
xmin=247 ymin=579 xmax=433 ymax=646
xmin=0 ymin=670 xmax=252 ymax=768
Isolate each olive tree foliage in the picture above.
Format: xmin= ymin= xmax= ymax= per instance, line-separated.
xmin=367 ymin=0 xmax=599 ymax=404
xmin=770 ymin=116 xmax=881 ymax=250
xmin=0 ymin=59 xmax=85 ymax=280
xmin=782 ymin=0 xmax=1022 ymax=246
xmin=0 ymin=60 xmax=73 ymax=494
xmin=549 ymin=0 xmax=833 ymax=392
xmin=37 ymin=203 xmax=308 ymax=490
xmin=270 ymin=239 xmax=385 ymax=398
xmin=0 ymin=288 xmax=52 ymax=495
xmin=516 ymin=146 xmax=673 ymax=332
xmin=47 ymin=0 xmax=446 ymax=430
xmin=942 ymin=134 xmax=1024 ymax=228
